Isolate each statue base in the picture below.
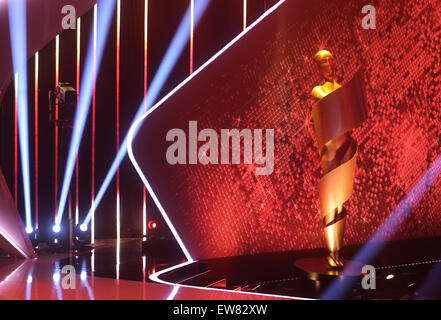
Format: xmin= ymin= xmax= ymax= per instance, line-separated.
xmin=294 ymin=257 xmax=364 ymax=281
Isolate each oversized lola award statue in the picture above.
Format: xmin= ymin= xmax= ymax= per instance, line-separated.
xmin=295 ymin=50 xmax=369 ymax=276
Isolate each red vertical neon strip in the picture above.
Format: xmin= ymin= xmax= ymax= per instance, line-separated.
xmin=142 ymin=255 xmax=146 ymax=282
xmin=91 ymin=4 xmax=97 ymax=244
xmin=142 ymin=0 xmax=149 ymax=237
xmin=14 ymin=73 xmax=18 ymax=207
xmin=243 ymin=0 xmax=247 ymax=30
xmin=76 ymin=17 xmax=81 ymax=226
xmin=55 ymin=35 xmax=59 ymax=222
xmin=144 ymin=0 xmax=148 ymax=104
xmin=116 ymin=0 xmax=121 ymax=241
xmin=190 ymin=0 xmax=194 ymax=74
xmin=35 ymin=52 xmax=39 ymax=228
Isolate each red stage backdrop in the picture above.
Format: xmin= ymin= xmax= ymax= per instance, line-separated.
xmin=131 ymin=0 xmax=441 ymax=260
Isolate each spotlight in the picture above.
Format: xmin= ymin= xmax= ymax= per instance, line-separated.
xmin=73 ymin=223 xmax=91 ymax=250
xmin=26 ymin=227 xmax=39 ymax=249
xmin=52 ymin=272 xmax=60 ymax=283
xmin=147 ymin=220 xmax=157 ymax=231
xmin=48 ymin=224 xmax=66 ymax=250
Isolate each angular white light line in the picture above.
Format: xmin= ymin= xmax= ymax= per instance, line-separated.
xmin=150 ymin=261 xmax=313 ymax=300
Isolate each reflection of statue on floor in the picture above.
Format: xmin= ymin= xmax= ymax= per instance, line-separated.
xmin=311 ymin=50 xmax=359 ymax=268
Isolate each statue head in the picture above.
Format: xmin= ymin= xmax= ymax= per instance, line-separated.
xmin=314 ymin=50 xmax=334 ymax=82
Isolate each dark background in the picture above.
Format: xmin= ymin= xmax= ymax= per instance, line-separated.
xmin=0 ymin=0 xmax=278 ymax=241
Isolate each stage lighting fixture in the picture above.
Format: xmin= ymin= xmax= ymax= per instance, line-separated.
xmin=58 ymin=83 xmax=77 ymax=105
xmin=49 ymin=82 xmax=77 ymax=126
xmin=48 ymin=224 xmax=67 ymax=250
xmin=147 ymin=220 xmax=157 ymax=230
xmin=26 ymin=227 xmax=39 ymax=248
xmin=73 ymin=224 xmax=91 ymax=249
xmin=56 ymin=0 xmax=116 ymax=228
xmin=52 ymin=224 xmax=61 ymax=233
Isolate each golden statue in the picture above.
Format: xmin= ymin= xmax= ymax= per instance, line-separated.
xmin=311 ymin=50 xmax=368 ymax=269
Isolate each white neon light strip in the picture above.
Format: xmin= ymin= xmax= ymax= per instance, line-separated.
xmin=128 ymin=0 xmax=286 ymax=264
xmin=150 ymin=261 xmax=313 ymax=300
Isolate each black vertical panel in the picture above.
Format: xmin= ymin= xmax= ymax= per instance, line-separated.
xmin=247 ymin=0 xmax=267 ymax=26
xmin=194 ymin=0 xmax=242 ymax=70
xmin=57 ymin=28 xmax=77 ymax=227
xmin=95 ymin=4 xmax=117 ymax=239
xmin=119 ymin=0 xmax=145 ymax=237
xmin=59 ymin=30 xmax=77 ymax=86
xmin=36 ymin=40 xmax=56 ymax=239
xmin=78 ymin=10 xmax=93 ymax=229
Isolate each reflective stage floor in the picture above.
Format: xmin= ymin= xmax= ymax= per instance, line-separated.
xmin=1 ymin=237 xmax=440 ymax=300
xmin=0 ymin=239 xmax=289 ymax=300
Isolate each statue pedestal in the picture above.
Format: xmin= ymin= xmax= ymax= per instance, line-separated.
xmin=294 ymin=257 xmax=364 ymax=281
